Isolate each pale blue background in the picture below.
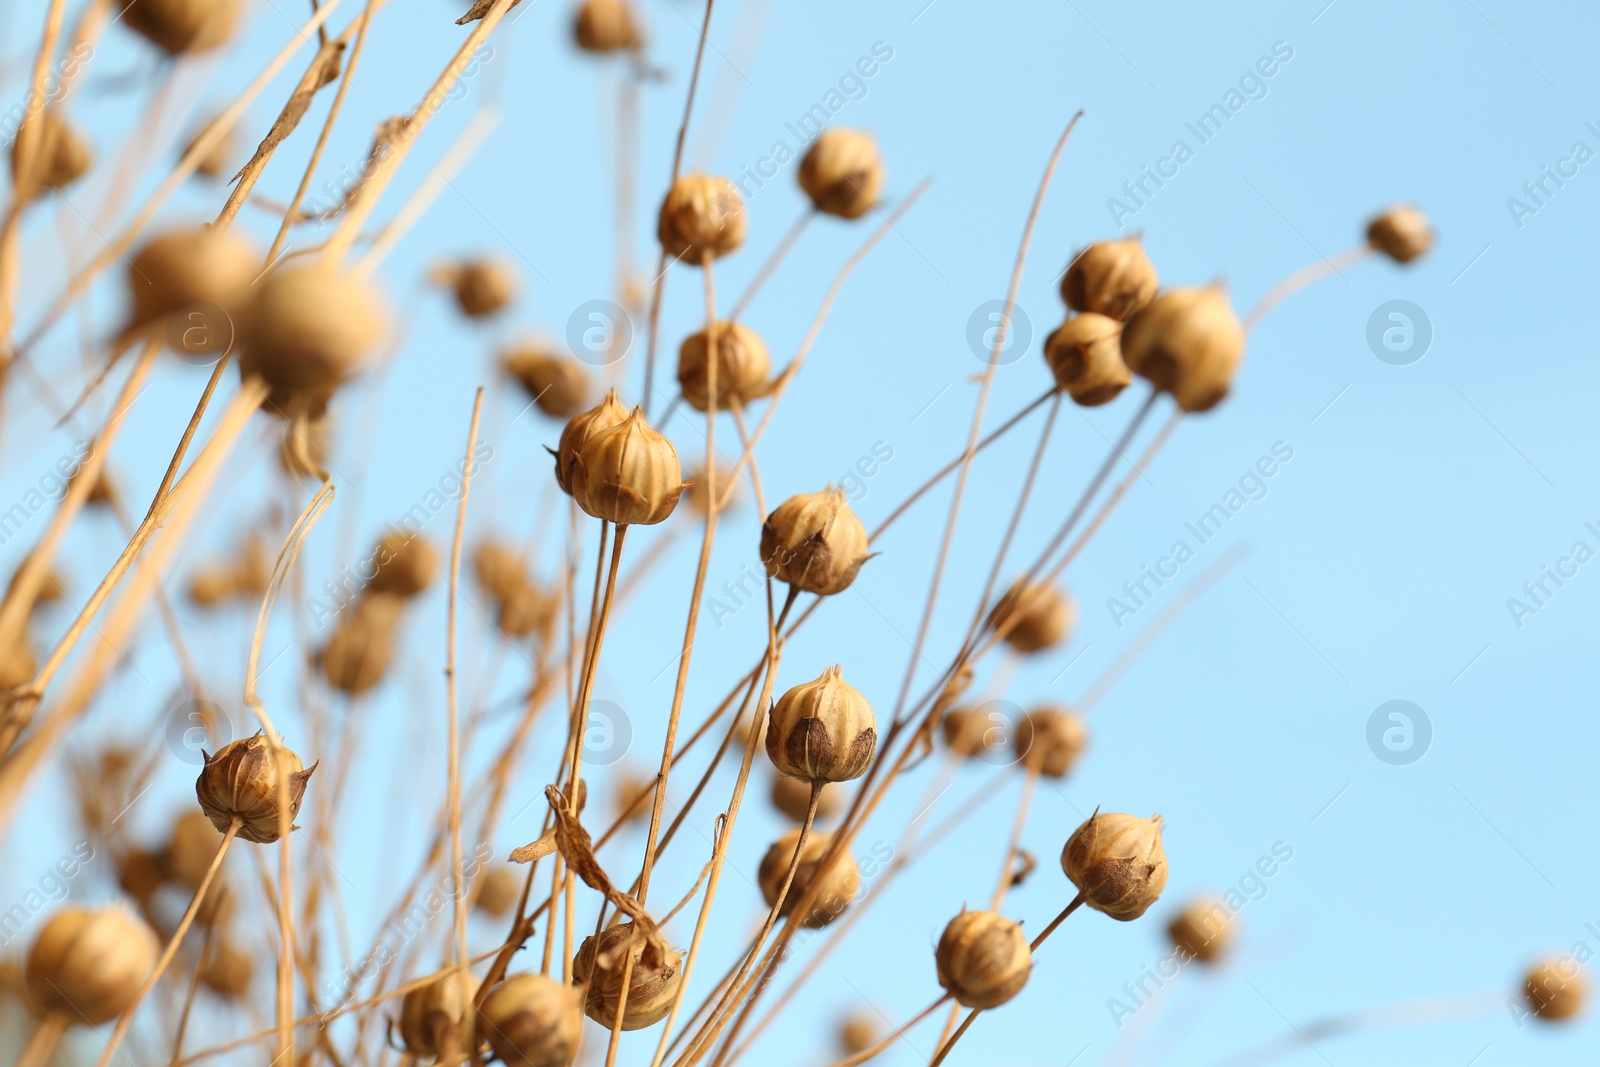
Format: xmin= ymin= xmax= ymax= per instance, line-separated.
xmin=1 ymin=0 xmax=1597 ymax=1064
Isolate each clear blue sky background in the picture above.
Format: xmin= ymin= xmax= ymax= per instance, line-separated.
xmin=2 ymin=0 xmax=1598 ymax=1064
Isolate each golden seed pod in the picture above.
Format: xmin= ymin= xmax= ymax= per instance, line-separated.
xmin=320 ymin=593 xmax=403 ymax=694
xmin=658 ymin=174 xmax=746 ymax=263
xmin=553 ymin=390 xmax=628 ymax=495
xmin=1120 ymin=286 xmax=1245 ymax=414
xmin=195 ymin=733 xmax=315 ymax=844
xmin=24 ymin=907 xmax=157 ymax=1024
xmin=478 ymin=972 xmax=583 ymax=1067
xmin=400 ymin=970 xmax=481 ymax=1059
xmin=770 ymin=774 xmax=838 ymax=823
xmin=1061 ymin=238 xmax=1158 ymax=322
xmin=187 ymin=567 xmax=236 ymax=608
xmin=442 ymin=258 xmax=517 ymax=318
xmin=497 ymin=579 xmax=555 ymax=640
xmin=837 ymin=1013 xmax=877 ymax=1055
xmin=573 ymin=0 xmax=640 ymax=52
xmin=759 ymin=487 xmax=869 ymax=596
xmin=766 ymin=665 xmax=877 ymax=783
xmin=1043 ymin=313 xmax=1132 ymax=407
xmin=570 ymin=407 xmax=684 ymax=525
xmin=1167 ymin=897 xmax=1233 ymax=964
xmin=184 ymin=119 xmax=233 ymax=180
xmin=572 ymin=922 xmax=683 ymax=1030
xmin=1014 ymin=706 xmax=1088 ymax=779
xmin=757 ymin=828 xmax=861 ymax=929
xmin=934 ymin=910 xmax=1032 ymax=1009
xmin=368 ymin=533 xmax=438 ymax=599
xmin=610 ymin=767 xmax=657 ymax=826
xmin=122 ymin=0 xmax=242 ymax=54
xmin=1525 ymin=957 xmax=1589 ymax=1022
xmin=160 ymin=809 xmax=225 ymax=890
xmin=240 ymin=265 xmax=387 ymax=409
xmin=675 ymin=321 xmax=772 ymax=412
xmin=798 ymin=127 xmax=885 ymax=220
xmin=1061 ymin=811 xmax=1169 ymax=921
xmin=125 ymin=226 xmax=258 ymax=337
xmin=117 ymin=849 xmax=165 ymax=908
xmin=941 ymin=706 xmax=995 ymax=760
xmin=1366 ymin=204 xmax=1433 ymax=265
xmin=502 ymin=346 xmax=592 ymax=419
xmin=473 ymin=539 xmax=525 ymax=601
xmin=200 ymin=941 xmax=253 ymax=999
xmin=474 ymin=866 xmax=520 ymax=918
xmin=232 ymin=537 xmax=272 ymax=600
xmin=11 ymin=112 xmax=92 ymax=198
xmin=987 ymin=579 xmax=1074 ymax=654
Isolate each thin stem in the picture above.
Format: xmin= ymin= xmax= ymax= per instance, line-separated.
xmin=15 ymin=1014 xmax=68 ymax=1067
xmin=728 ymin=209 xmax=812 ymax=321
xmin=1242 ymin=244 xmax=1373 ymax=334
xmin=446 ymin=389 xmax=485 ymax=979
xmin=823 ymin=995 xmax=951 ymax=1067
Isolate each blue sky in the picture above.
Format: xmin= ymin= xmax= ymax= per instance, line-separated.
xmin=1 ymin=0 xmax=1598 ymax=1064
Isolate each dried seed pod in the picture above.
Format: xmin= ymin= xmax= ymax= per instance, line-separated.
xmin=368 ymin=532 xmax=438 ymax=598
xmin=1061 ymin=811 xmax=1168 ymax=921
xmin=160 ymin=810 xmax=225 ymax=890
xmin=935 ymin=910 xmax=1031 ymax=1009
xmin=10 ymin=112 xmax=92 ymax=198
xmin=940 ymin=705 xmax=1011 ymax=761
xmin=685 ymin=463 xmax=739 ymax=515
xmin=473 ymin=539 xmax=525 ymax=600
xmin=1014 ymin=706 xmax=1088 ymax=779
xmin=195 ymin=733 xmax=315 ymax=844
xmin=497 ymin=579 xmax=555 ymax=640
xmin=799 ymin=128 xmax=885 ymax=220
xmin=1061 ymin=238 xmax=1158 ymax=322
xmin=838 ymin=1013 xmax=876 ymax=1055
xmin=988 ymin=579 xmax=1074 ymax=654
xmin=1525 ymin=957 xmax=1589 ymax=1022
xmin=757 ymin=828 xmax=860 ymax=928
xmin=553 ymin=390 xmax=628 ymax=495
xmin=194 ymin=882 xmax=237 ymax=928
xmin=240 ymin=265 xmax=386 ymax=410
xmin=766 ymin=665 xmax=876 ymax=783
xmin=232 ymin=536 xmax=272 ymax=600
xmin=400 ymin=969 xmax=481 ymax=1059
xmin=187 ymin=567 xmax=236 ymax=608
xmin=184 ymin=119 xmax=233 ymax=180
xmin=478 ymin=972 xmax=583 ymax=1067
xmin=440 ymin=258 xmax=516 ymax=318
xmin=320 ymin=593 xmax=403 ymax=694
xmin=611 ymin=767 xmax=657 ymax=826
xmin=125 ymin=226 xmax=258 ymax=337
xmin=570 ymin=407 xmax=684 ymax=525
xmin=770 ymin=774 xmax=838 ymax=823
xmin=759 ymin=487 xmax=869 ymax=596
xmin=1043 ymin=313 xmax=1131 ymax=407
xmin=121 ymin=0 xmax=242 ymax=54
xmin=502 ymin=345 xmax=592 ymax=418
xmin=116 ymin=849 xmax=165 ymax=908
xmin=24 ymin=907 xmax=157 ymax=1024
xmin=572 ymin=922 xmax=682 ymax=1029
xmin=1121 ymin=286 xmax=1245 ymax=414
xmin=675 ymin=321 xmax=771 ymax=412
xmin=658 ymin=174 xmax=745 ymax=263
xmin=68 ymin=463 xmax=116 ymax=508
xmin=1167 ymin=897 xmax=1233 ymax=964
xmin=573 ymin=0 xmax=640 ymax=52
xmin=1366 ymin=205 xmax=1433 ymax=265
xmin=200 ymin=940 xmax=253 ymax=998
xmin=474 ymin=866 xmax=520 ymax=918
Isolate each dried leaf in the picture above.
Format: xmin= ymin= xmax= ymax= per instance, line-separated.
xmin=509 ymin=830 xmax=556 ymax=864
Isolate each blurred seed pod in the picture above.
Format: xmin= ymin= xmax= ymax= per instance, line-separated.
xmin=240 ymin=266 xmax=386 ymax=415
xmin=934 ymin=910 xmax=1031 ymax=1009
xmin=187 ymin=567 xmax=236 ymax=608
xmin=320 ymin=593 xmax=403 ymax=695
xmin=940 ymin=706 xmax=1005 ymax=761
xmin=400 ymin=969 xmax=480 ymax=1059
xmin=676 ymin=322 xmax=771 ymax=412
xmin=24 ymin=907 xmax=157 ymax=1024
xmin=497 ymin=578 xmax=555 ymax=640
xmin=195 ymin=733 xmax=315 ymax=844
xmin=1167 ymin=897 xmax=1233 ymax=964
xmin=116 ymin=849 xmax=165 ymax=910
xmin=611 ymin=766 xmax=657 ymax=826
xmin=766 ymin=665 xmax=876 ymax=783
xmin=1043 ymin=313 xmax=1131 ymax=407
xmin=68 ymin=463 xmax=116 ymax=508
xmin=124 ymin=226 xmax=257 ymax=340
xmin=757 ymin=829 xmax=860 ymax=929
xmin=159 ymin=810 xmax=225 ymax=890
xmin=987 ymin=579 xmax=1073 ymax=654
xmin=478 ymin=972 xmax=583 ymax=1067
xmin=759 ymin=487 xmax=869 ymax=596
xmin=474 ymin=866 xmax=520 ymax=918
xmin=1366 ymin=204 xmax=1433 ymax=265
xmin=770 ymin=774 xmax=838 ymax=823
xmin=1060 ymin=238 xmax=1158 ymax=322
xmin=473 ymin=539 xmax=525 ymax=602
xmin=193 ymin=882 xmax=237 ymax=928
xmin=10 ymin=112 xmax=92 ymax=199
xmin=572 ymin=921 xmax=682 ymax=1029
xmin=553 ymin=390 xmax=628 ymax=494
xmin=502 ymin=345 xmax=592 ymax=419
xmin=573 ymin=0 xmax=641 ymax=53
xmin=798 ymin=128 xmax=884 ymax=220
xmin=232 ymin=536 xmax=273 ymax=600
xmin=200 ymin=941 xmax=253 ymax=999
xmin=1061 ymin=811 xmax=1168 ymax=921
xmin=1525 ymin=957 xmax=1589 ymax=1022
xmin=435 ymin=258 xmax=517 ymax=318
xmin=368 ymin=532 xmax=438 ymax=599
xmin=1121 ymin=286 xmax=1245 ymax=414
xmin=121 ymin=0 xmax=242 ymax=54
xmin=184 ymin=118 xmax=234 ymax=180
xmin=570 ymin=407 xmax=684 ymax=525
xmin=837 ymin=1013 xmax=877 ymax=1055
xmin=658 ymin=174 xmax=745 ymax=263
xmin=1013 ymin=706 xmax=1087 ymax=779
